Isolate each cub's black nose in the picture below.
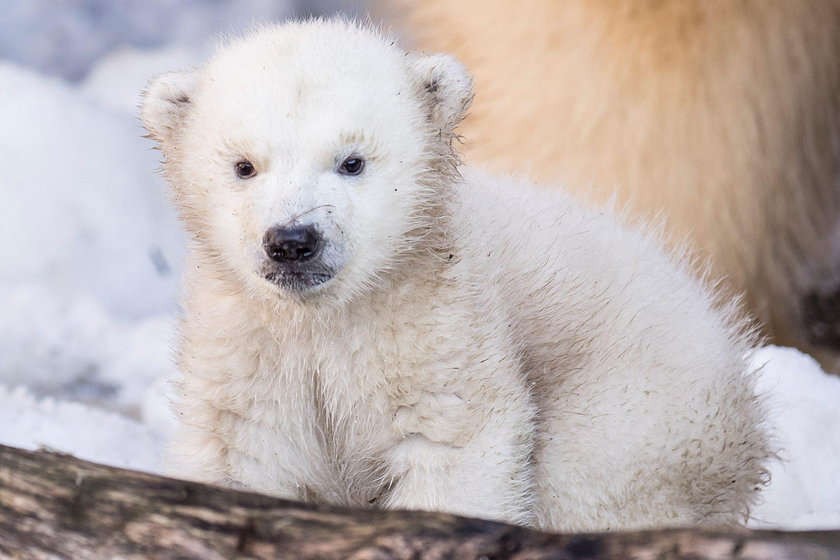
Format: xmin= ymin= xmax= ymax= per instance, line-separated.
xmin=263 ymin=225 xmax=322 ymax=263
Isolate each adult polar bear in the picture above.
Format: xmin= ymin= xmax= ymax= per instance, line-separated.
xmin=389 ymin=1 xmax=840 ymax=372
xmin=142 ymin=20 xmax=769 ymax=532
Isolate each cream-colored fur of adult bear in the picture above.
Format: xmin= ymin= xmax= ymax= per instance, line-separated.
xmin=142 ymin=20 xmax=770 ymax=532
xmin=387 ymin=0 xmax=840 ymax=372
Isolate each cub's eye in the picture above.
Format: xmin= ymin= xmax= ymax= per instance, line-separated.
xmin=338 ymin=156 xmax=365 ymax=176
xmin=235 ymin=160 xmax=257 ymax=179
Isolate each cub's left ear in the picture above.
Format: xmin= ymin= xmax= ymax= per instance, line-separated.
xmin=410 ymin=53 xmax=473 ymax=131
xmin=141 ymin=69 xmax=198 ymax=145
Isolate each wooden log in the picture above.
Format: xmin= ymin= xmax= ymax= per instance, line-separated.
xmin=0 ymin=444 xmax=838 ymax=559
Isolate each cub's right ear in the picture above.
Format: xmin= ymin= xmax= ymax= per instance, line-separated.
xmin=141 ymin=70 xmax=198 ymax=144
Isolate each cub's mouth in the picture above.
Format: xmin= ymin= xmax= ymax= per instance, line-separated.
xmin=261 ymin=265 xmax=336 ymax=292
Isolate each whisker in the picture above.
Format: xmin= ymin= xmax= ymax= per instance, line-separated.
xmin=278 ymin=205 xmax=337 ymax=228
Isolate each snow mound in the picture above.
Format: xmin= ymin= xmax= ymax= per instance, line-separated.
xmin=0 ymin=284 xmax=178 ymax=414
xmin=0 ymin=61 xmax=183 ymax=413
xmin=749 ymin=346 xmax=840 ymax=529
xmin=0 ymin=385 xmax=164 ymax=473
xmin=0 ymin=61 xmax=183 ymax=320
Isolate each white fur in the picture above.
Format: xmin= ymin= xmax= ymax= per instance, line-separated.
xmin=142 ymin=19 xmax=770 ymax=532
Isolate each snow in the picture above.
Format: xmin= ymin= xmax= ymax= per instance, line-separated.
xmin=749 ymin=347 xmax=840 ymax=529
xmin=0 ymin=385 xmax=165 ymax=473
xmin=0 ymin=4 xmax=838 ymax=531
xmin=0 ymin=56 xmax=184 ymax=473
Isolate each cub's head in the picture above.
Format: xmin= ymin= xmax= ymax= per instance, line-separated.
xmin=142 ymin=20 xmax=472 ymax=305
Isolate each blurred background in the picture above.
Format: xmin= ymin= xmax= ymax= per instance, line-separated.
xmin=1 ymin=1 xmax=364 ymax=81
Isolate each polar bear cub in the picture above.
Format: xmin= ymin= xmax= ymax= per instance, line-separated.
xmin=142 ymin=19 xmax=770 ymax=532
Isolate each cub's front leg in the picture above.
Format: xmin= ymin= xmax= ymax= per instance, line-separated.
xmin=168 ymin=381 xmax=314 ymax=500
xmin=381 ymin=344 xmax=537 ymax=526
xmin=168 ymin=329 xmax=318 ymax=501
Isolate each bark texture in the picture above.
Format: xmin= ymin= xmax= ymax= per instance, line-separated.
xmin=1 ymin=444 xmax=838 ymax=559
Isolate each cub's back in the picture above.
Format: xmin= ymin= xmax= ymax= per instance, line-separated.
xmin=450 ymin=167 xmax=752 ymax=390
